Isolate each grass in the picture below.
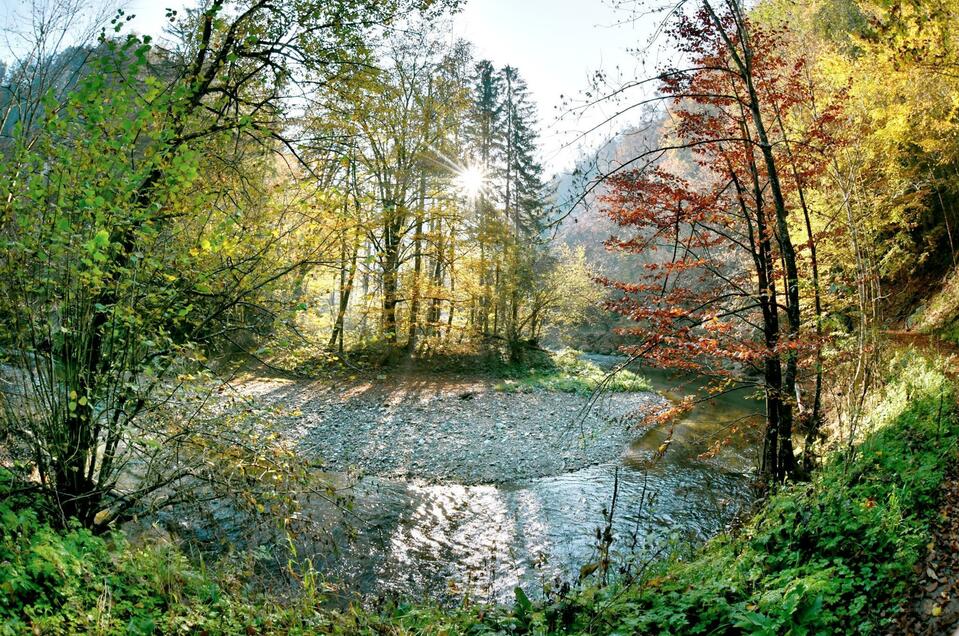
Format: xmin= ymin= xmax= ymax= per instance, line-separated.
xmin=910 ymin=264 xmax=959 ymax=342
xmin=494 ymin=349 xmax=651 ymax=394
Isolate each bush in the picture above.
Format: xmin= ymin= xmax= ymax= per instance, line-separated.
xmin=495 ymin=350 xmax=651 ymax=394
xmin=0 ymin=498 xmax=266 ymax=635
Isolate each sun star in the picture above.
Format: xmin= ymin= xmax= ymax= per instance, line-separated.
xmin=454 ymin=164 xmax=486 ymax=199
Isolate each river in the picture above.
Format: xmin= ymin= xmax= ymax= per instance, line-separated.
xmin=282 ymin=359 xmax=761 ymax=606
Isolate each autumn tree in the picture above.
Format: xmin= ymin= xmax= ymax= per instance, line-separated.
xmin=331 ymin=33 xmax=471 ymax=357
xmin=600 ymin=2 xmax=841 ymax=481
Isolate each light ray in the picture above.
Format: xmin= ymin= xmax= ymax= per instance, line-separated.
xmin=454 ymin=164 xmax=486 ymax=200
xmin=423 ymin=143 xmax=491 ymax=201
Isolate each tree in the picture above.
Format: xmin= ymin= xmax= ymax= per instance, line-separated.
xmin=461 ymin=61 xmax=549 ymax=356
xmin=0 ymin=0 xmax=459 ymax=528
xmin=499 ymin=66 xmax=548 ymax=359
xmin=467 ymin=59 xmax=504 ymax=336
xmin=340 ymin=33 xmax=471 ymax=356
xmin=600 ymin=2 xmax=841 ymax=482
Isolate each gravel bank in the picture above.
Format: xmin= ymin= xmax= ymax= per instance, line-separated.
xmin=239 ymin=374 xmax=665 ymax=484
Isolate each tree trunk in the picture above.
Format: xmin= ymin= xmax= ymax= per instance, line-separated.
xmin=706 ymin=0 xmax=800 ymax=479
xmin=769 ymin=103 xmax=824 ymax=473
xmin=407 ymin=176 xmax=426 ymax=351
xmin=329 ymin=227 xmax=360 ymax=353
xmin=381 ymin=202 xmax=403 ymax=349
xmin=427 ymin=222 xmax=444 ymax=337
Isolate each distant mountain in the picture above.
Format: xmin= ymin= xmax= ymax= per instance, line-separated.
xmin=548 ymin=116 xmax=669 ymax=281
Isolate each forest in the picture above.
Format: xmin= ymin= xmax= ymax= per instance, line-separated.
xmin=3 ymin=0 xmax=959 ymax=634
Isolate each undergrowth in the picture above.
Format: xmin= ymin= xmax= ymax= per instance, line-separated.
xmin=494 ymin=350 xmax=651 ymax=394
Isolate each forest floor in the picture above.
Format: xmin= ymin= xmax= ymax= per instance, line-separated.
xmin=888 ymin=331 xmax=959 ymax=635
xmin=236 ymin=368 xmax=665 ymax=484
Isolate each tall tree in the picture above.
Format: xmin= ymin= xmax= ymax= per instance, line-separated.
xmin=600 ymin=2 xmax=841 ymax=482
xmin=467 ymin=59 xmax=504 ymax=336
xmin=499 ymin=66 xmax=547 ymax=357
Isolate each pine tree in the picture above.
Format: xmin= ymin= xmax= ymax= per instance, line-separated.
xmin=500 ymin=66 xmax=545 ymax=237
xmin=467 ymin=60 xmax=504 ymax=335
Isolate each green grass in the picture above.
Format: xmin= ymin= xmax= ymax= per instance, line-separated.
xmin=939 ymin=319 xmax=959 ymax=345
xmin=494 ymin=350 xmax=651 ymax=394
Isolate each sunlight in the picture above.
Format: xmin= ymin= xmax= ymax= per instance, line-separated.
xmin=454 ymin=164 xmax=486 ymax=199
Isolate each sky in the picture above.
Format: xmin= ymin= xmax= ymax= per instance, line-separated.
xmin=1 ymin=0 xmax=667 ymax=173
xmin=447 ymin=0 xmax=664 ymax=172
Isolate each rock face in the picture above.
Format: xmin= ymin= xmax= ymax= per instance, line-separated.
xmin=239 ymin=374 xmax=664 ymax=485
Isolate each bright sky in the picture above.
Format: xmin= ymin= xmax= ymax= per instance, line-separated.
xmin=2 ymin=0 xmax=667 ymax=173
xmin=448 ymin=0 xmax=664 ymax=173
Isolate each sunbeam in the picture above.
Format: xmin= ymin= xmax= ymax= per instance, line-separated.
xmin=454 ymin=164 xmax=487 ymax=199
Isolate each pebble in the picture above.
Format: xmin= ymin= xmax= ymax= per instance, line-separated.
xmin=244 ymin=376 xmax=665 ymax=485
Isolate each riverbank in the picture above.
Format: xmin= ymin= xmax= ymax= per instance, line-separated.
xmin=3 ymin=348 xmax=954 ymax=634
xmin=224 ymin=355 xmax=751 ymax=606
xmin=326 ymin=348 xmax=959 ymax=633
xmin=239 ymin=369 xmax=664 ymax=485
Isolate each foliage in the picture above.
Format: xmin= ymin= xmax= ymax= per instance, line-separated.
xmin=599 ymin=4 xmax=845 ymax=480
xmin=0 ymin=492 xmax=226 ymax=635
xmin=0 ymin=0 xmax=462 ymax=528
xmin=755 ymin=0 xmax=959 ymax=309
xmin=495 ymin=350 xmax=651 ymax=395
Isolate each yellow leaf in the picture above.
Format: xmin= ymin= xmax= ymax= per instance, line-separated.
xmin=932 ymin=606 xmax=942 ymax=617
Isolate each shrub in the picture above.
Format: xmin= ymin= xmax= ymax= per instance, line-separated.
xmin=495 ymin=350 xmax=651 ymax=394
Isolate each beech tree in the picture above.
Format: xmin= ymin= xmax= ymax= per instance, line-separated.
xmin=600 ymin=2 xmax=841 ymax=482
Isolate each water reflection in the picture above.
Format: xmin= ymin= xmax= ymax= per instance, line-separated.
xmin=306 ymin=365 xmax=761 ymax=605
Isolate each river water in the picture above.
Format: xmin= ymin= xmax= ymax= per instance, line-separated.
xmin=291 ymin=360 xmax=761 ymax=606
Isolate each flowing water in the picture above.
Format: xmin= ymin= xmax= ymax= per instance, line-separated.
xmin=292 ymin=360 xmax=761 ymax=605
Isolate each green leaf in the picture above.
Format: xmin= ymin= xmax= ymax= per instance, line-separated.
xmin=514 ymin=586 xmax=532 ymax=614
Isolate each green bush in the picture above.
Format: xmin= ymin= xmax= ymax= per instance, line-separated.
xmin=0 ymin=500 xmax=268 ymax=635
xmin=495 ymin=350 xmax=651 ymax=394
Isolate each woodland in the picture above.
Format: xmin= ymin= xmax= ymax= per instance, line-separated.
xmin=3 ymin=0 xmax=959 ymax=634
